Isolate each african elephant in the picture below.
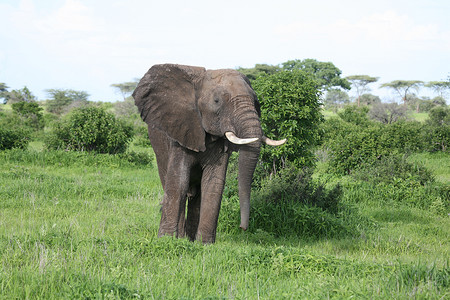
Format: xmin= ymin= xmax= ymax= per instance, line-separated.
xmin=133 ymin=64 xmax=285 ymax=243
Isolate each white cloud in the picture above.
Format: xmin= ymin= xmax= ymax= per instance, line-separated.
xmin=275 ymin=10 xmax=450 ymax=51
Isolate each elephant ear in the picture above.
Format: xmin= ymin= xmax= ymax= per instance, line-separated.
xmin=133 ymin=64 xmax=207 ymax=152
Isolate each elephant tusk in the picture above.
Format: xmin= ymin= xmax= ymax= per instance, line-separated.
xmin=225 ymin=132 xmax=259 ymax=145
xmin=262 ymin=136 xmax=287 ymax=146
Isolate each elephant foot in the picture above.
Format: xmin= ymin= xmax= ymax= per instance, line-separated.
xmin=195 ymin=232 xmax=216 ymax=244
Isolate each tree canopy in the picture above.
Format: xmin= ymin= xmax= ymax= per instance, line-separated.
xmin=346 ymin=75 xmax=379 ymax=106
xmin=425 ymin=81 xmax=450 ymax=99
xmin=380 ymin=80 xmax=423 ymax=105
xmin=281 ymin=59 xmax=351 ymax=90
xmin=2 ymin=86 xmax=36 ymax=104
xmin=111 ymin=81 xmax=138 ymax=101
xmin=46 ymin=89 xmax=90 ymax=115
xmin=238 ymin=59 xmax=350 ymax=91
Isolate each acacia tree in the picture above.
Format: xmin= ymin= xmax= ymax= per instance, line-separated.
xmin=425 ymin=81 xmax=450 ymax=99
xmin=380 ymin=80 xmax=423 ymax=105
xmin=324 ymin=89 xmax=349 ymax=111
xmin=237 ymin=64 xmax=280 ymax=80
xmin=251 ymin=70 xmax=323 ymax=173
xmin=346 ymin=75 xmax=379 ymax=107
xmin=3 ymin=86 xmax=36 ymax=104
xmin=281 ymin=59 xmax=351 ymax=91
xmin=111 ymin=81 xmax=138 ymax=101
xmin=46 ymin=89 xmax=90 ymax=115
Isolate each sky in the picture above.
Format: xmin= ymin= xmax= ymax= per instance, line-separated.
xmin=0 ymin=0 xmax=449 ymax=102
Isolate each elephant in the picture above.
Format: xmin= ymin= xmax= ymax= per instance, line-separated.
xmin=133 ymin=64 xmax=285 ymax=244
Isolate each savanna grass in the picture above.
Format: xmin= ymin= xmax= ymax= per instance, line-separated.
xmin=1 ymin=149 xmax=449 ymax=299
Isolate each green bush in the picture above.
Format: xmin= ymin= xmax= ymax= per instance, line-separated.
xmin=351 ymin=154 xmax=435 ymax=186
xmin=11 ymin=101 xmax=44 ymax=130
xmin=45 ymin=106 xmax=134 ymax=154
xmin=219 ymin=164 xmax=359 ymax=239
xmin=337 ymin=105 xmax=371 ymax=126
xmin=320 ymin=115 xmax=447 ymax=175
xmin=251 ymin=70 xmax=323 ymax=172
xmin=0 ymin=127 xmax=30 ymax=150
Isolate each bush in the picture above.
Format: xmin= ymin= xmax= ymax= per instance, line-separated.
xmin=251 ymin=70 xmax=323 ymax=172
xmin=219 ymin=164 xmax=357 ymax=239
xmin=45 ymin=106 xmax=134 ymax=154
xmin=337 ymin=105 xmax=371 ymax=126
xmin=11 ymin=101 xmax=44 ymax=130
xmin=0 ymin=127 xmax=30 ymax=150
xmin=351 ymin=154 xmax=435 ymax=186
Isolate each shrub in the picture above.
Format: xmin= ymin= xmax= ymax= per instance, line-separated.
xmin=0 ymin=127 xmax=30 ymax=150
xmin=251 ymin=70 xmax=323 ymax=172
xmin=11 ymin=101 xmax=44 ymax=130
xmin=423 ymin=106 xmax=449 ymax=152
xmin=45 ymin=106 xmax=134 ymax=154
xmin=337 ymin=105 xmax=371 ymax=126
xmin=220 ymin=164 xmax=355 ymax=239
xmin=351 ymin=154 xmax=435 ymax=186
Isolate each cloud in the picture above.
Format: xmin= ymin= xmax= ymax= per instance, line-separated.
xmin=275 ymin=10 xmax=450 ymax=51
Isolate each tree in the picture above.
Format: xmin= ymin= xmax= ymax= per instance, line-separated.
xmin=11 ymin=101 xmax=44 ymax=130
xmin=324 ymin=89 xmax=349 ymax=111
xmin=3 ymin=86 xmax=36 ymax=104
xmin=251 ymin=70 xmax=323 ymax=173
xmin=46 ymin=89 xmax=89 ymax=115
xmin=281 ymin=59 xmax=351 ymax=90
xmin=359 ymin=93 xmax=381 ymax=106
xmin=369 ymin=103 xmax=408 ymax=124
xmin=380 ymin=80 xmax=423 ymax=105
xmin=0 ymin=83 xmax=9 ymax=104
xmin=345 ymin=75 xmax=379 ymax=106
xmin=237 ymin=64 xmax=280 ymax=80
xmin=110 ymin=81 xmax=138 ymax=101
xmin=425 ymin=81 xmax=450 ymax=100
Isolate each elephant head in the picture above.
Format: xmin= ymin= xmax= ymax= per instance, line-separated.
xmin=133 ymin=64 xmax=284 ymax=233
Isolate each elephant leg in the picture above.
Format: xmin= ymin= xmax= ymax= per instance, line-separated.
xmin=158 ymin=146 xmax=193 ymax=238
xmin=195 ymin=154 xmax=229 ymax=244
xmin=186 ymin=189 xmax=201 ymax=241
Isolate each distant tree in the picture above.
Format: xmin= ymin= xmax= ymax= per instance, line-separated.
xmin=281 ymin=59 xmax=351 ymax=91
xmin=110 ymin=81 xmax=138 ymax=101
xmin=345 ymin=75 xmax=379 ymax=106
xmin=380 ymin=80 xmax=423 ymax=105
xmin=0 ymin=83 xmax=9 ymax=104
xmin=427 ymin=106 xmax=450 ymax=126
xmin=425 ymin=81 xmax=450 ymax=100
xmin=369 ymin=103 xmax=408 ymax=124
xmin=237 ymin=64 xmax=280 ymax=81
xmin=337 ymin=105 xmax=370 ymax=126
xmin=324 ymin=89 xmax=349 ymax=111
xmin=359 ymin=93 xmax=381 ymax=106
xmin=46 ymin=89 xmax=89 ymax=115
xmin=3 ymin=86 xmax=36 ymax=104
xmin=114 ymin=97 xmax=138 ymax=116
xmin=11 ymin=101 xmax=44 ymax=130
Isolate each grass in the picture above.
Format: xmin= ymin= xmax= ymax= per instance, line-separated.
xmin=409 ymin=112 xmax=429 ymax=123
xmin=1 ymin=149 xmax=449 ymax=299
xmin=408 ymin=152 xmax=450 ymax=183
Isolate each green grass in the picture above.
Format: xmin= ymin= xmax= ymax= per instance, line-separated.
xmin=1 ymin=149 xmax=449 ymax=299
xmin=409 ymin=152 xmax=450 ymax=183
xmin=410 ymin=112 xmax=429 ymax=123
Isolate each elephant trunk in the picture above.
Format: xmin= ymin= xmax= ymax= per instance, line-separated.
xmin=238 ymin=144 xmax=260 ymax=230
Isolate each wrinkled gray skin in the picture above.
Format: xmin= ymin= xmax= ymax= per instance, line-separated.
xmin=133 ymin=64 xmax=281 ymax=244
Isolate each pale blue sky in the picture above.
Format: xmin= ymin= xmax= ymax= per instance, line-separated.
xmin=1 ymin=0 xmax=449 ymax=102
